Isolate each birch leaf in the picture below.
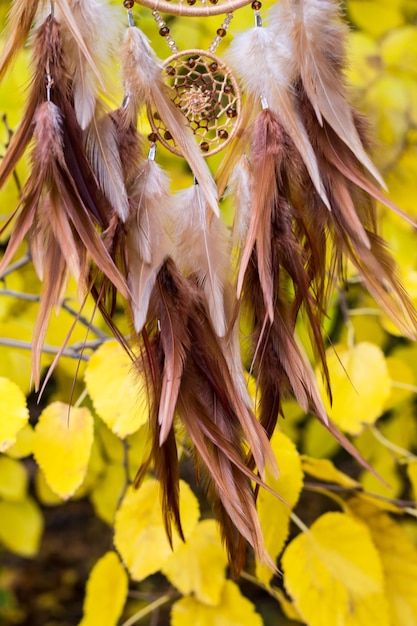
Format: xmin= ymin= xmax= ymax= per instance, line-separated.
xmin=33 ymin=402 xmax=94 ymax=499
xmin=301 ymin=456 xmax=360 ymax=489
xmin=0 ymin=497 xmax=43 ymax=557
xmin=84 ymin=341 xmax=148 ymax=438
xmin=79 ymin=552 xmax=128 ymax=626
xmin=348 ymin=498 xmax=417 ymax=626
xmin=5 ymin=424 xmax=34 ymax=459
xmin=0 ymin=377 xmax=29 ymax=452
xmin=256 ymin=430 xmax=304 ymax=585
xmin=171 ymin=580 xmax=263 ymax=626
xmin=317 ymin=343 xmax=391 ymax=435
xmin=0 ymin=456 xmax=28 ymax=502
xmin=114 ymin=478 xmax=200 ymax=581
xmin=282 ymin=512 xmax=390 ymax=626
xmin=162 ymin=519 xmax=228 ymax=606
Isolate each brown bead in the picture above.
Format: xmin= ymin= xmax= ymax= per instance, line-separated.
xmin=159 ymin=26 xmax=170 ymax=36
xmin=224 ymin=84 xmax=232 ymax=93
xmin=216 ymin=28 xmax=226 ymax=37
xmin=209 ymin=62 xmax=218 ymax=72
xmin=166 ymin=65 xmax=176 ymax=76
xmin=209 ymin=0 xmax=219 ymax=4
xmin=164 ymin=130 xmax=173 ymax=140
xmin=153 ymin=111 xmax=161 ymax=120
xmin=226 ymin=107 xmax=237 ymax=118
xmin=148 ymin=133 xmax=158 ymax=142
xmin=123 ymin=0 xmax=134 ymax=8
xmin=200 ymin=142 xmax=210 ymax=152
xmin=251 ymin=0 xmax=262 ymax=8
xmin=218 ymin=129 xmax=228 ymax=140
xmin=187 ymin=0 xmax=197 ymax=5
xmin=187 ymin=57 xmax=196 ymax=68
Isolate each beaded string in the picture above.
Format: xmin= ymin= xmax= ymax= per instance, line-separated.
xmin=152 ymin=9 xmax=234 ymax=55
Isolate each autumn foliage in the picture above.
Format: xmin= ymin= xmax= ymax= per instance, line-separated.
xmin=1 ymin=1 xmax=417 ymax=625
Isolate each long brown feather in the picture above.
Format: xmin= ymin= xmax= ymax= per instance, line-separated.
xmin=0 ymin=0 xmax=41 ymax=82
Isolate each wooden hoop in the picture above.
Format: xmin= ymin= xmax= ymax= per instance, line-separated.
xmin=134 ymin=0 xmax=252 ymax=17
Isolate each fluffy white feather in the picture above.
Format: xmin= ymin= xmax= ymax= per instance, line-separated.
xmin=227 ymin=27 xmax=330 ymax=209
xmin=170 ymin=185 xmax=229 ymax=337
xmin=56 ymin=0 xmax=121 ymax=129
xmin=126 ymin=159 xmax=172 ymax=333
xmin=85 ymin=112 xmax=130 ymax=221
xmin=269 ymin=0 xmax=386 ymax=189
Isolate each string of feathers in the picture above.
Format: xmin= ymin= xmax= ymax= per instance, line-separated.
xmin=0 ymin=0 xmax=416 ymax=575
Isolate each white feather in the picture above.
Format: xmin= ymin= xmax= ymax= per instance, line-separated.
xmin=85 ymin=113 xmax=130 ymax=222
xmin=227 ymin=27 xmax=330 ymax=209
xmin=171 ymin=185 xmax=229 ymax=337
xmin=56 ymin=0 xmax=122 ymax=129
xmin=126 ymin=159 xmax=172 ymax=332
xmin=269 ymin=0 xmax=386 ymax=189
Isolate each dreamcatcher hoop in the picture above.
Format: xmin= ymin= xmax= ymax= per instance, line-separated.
xmin=147 ymin=49 xmax=242 ymax=157
xmin=134 ymin=0 xmax=253 ymax=17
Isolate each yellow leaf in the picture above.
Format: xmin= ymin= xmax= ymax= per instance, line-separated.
xmin=282 ymin=512 xmax=390 ymax=626
xmin=162 ymin=519 xmax=228 ymax=606
xmin=114 ymin=478 xmax=200 ymax=581
xmin=346 ymin=32 xmax=382 ymax=91
xmin=84 ymin=341 xmax=148 ymax=438
xmin=256 ymin=430 xmax=304 ymax=585
xmin=0 ymin=377 xmax=29 ymax=452
xmin=0 ymin=456 xmax=28 ymax=502
xmin=5 ymin=424 xmax=35 ymax=459
xmin=317 ymin=343 xmax=391 ymax=435
xmin=302 ymin=417 xmax=341 ymax=459
xmin=384 ymin=145 xmax=417 ymax=220
xmin=364 ymin=76 xmax=410 ymax=170
xmin=407 ymin=462 xmax=417 ymax=501
xmin=301 ymin=456 xmax=360 ymax=489
xmin=79 ymin=552 xmax=128 ymax=626
xmin=33 ymin=402 xmax=94 ymax=499
xmin=272 ymin=588 xmax=304 ymax=623
xmin=384 ymin=356 xmax=415 ymax=408
xmin=171 ymin=580 xmax=263 ymax=626
xmin=35 ymin=469 xmax=64 ymax=506
xmin=0 ymin=322 xmax=33 ymax=394
xmin=0 ymin=496 xmax=43 ymax=557
xmin=90 ymin=463 xmax=126 ymax=525
xmin=348 ymin=2 xmax=405 ymax=38
xmin=348 ymin=498 xmax=417 ymax=626
xmin=381 ymin=26 xmax=417 ymax=76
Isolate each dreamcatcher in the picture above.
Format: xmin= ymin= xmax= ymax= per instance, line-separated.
xmin=0 ymin=0 xmax=415 ymax=573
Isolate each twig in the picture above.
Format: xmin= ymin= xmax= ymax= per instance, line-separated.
xmin=370 ymin=425 xmax=417 ymax=463
xmin=0 ymin=252 xmax=31 ymax=280
xmin=121 ymin=593 xmax=177 ymax=626
xmin=0 ymin=338 xmax=90 ymax=361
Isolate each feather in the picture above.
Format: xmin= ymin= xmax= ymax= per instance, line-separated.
xmin=85 ymin=112 xmax=130 ymax=221
xmin=54 ymin=0 xmax=109 ymax=128
xmin=298 ymin=93 xmax=417 ymax=338
xmin=269 ymin=0 xmax=385 ymax=189
xmin=142 ymin=259 xmax=277 ymax=572
xmin=170 ymin=184 xmax=229 ymax=337
xmin=0 ymin=15 xmax=69 ymax=190
xmin=0 ymin=0 xmax=41 ymax=82
xmin=120 ymin=26 xmax=219 ymax=217
xmin=226 ymin=27 xmax=330 ymax=209
xmin=126 ymin=158 xmax=172 ymax=333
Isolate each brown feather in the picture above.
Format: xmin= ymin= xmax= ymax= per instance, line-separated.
xmin=0 ymin=0 xmax=40 ymax=82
